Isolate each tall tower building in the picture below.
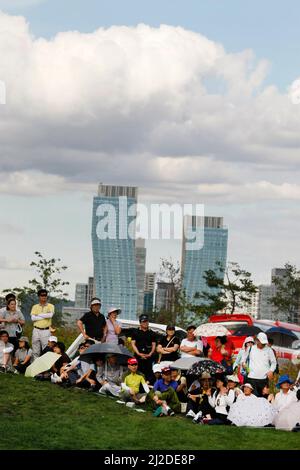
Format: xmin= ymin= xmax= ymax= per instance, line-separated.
xmin=135 ymin=238 xmax=146 ymax=315
xmin=144 ymin=273 xmax=156 ymax=314
xmin=92 ymin=184 xmax=138 ymax=320
xmin=181 ymin=215 xmax=228 ymax=306
xmin=75 ymin=283 xmax=88 ymax=309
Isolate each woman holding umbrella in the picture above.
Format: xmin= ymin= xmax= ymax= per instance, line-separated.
xmin=206 ymin=374 xmax=235 ymax=425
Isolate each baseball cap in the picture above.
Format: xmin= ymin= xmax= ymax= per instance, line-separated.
xmin=90 ymin=298 xmax=101 ymax=306
xmin=128 ymin=358 xmax=138 ymax=365
xmin=256 ymin=332 xmax=268 ymax=345
xmin=161 ymin=367 xmax=171 ymax=374
xmin=139 ymin=314 xmax=149 ymax=323
xmin=153 ymin=364 xmax=162 ymax=374
xmin=48 ymin=336 xmax=58 ymax=343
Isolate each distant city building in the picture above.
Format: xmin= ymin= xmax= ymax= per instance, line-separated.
xmin=75 ymin=283 xmax=88 ymax=309
xmin=155 ymin=282 xmax=176 ymax=313
xmin=62 ymin=307 xmax=88 ymax=327
xmin=145 ymin=273 xmax=156 ymax=293
xmin=92 ymin=183 xmax=138 ymax=320
xmin=181 ymin=216 xmax=228 ymax=306
xmin=135 ymin=238 xmax=146 ymax=315
xmin=144 ymin=273 xmax=156 ymax=314
xmin=257 ymin=284 xmax=278 ymax=321
xmin=87 ymin=277 xmax=94 ymax=306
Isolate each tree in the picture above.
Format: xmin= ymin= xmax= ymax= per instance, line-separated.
xmin=195 ymin=261 xmax=257 ymax=315
xmin=269 ymin=263 xmax=300 ymax=323
xmin=150 ymin=258 xmax=206 ymax=329
xmin=2 ymin=251 xmax=70 ymax=326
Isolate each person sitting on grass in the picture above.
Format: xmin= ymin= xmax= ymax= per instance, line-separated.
xmin=50 ymin=342 xmax=71 ymax=383
xmin=272 ymin=375 xmax=298 ymax=411
xmin=41 ymin=336 xmax=58 ymax=355
xmin=186 ymin=372 xmax=216 ymax=422
xmin=170 ymin=367 xmax=187 ymax=402
xmin=262 ymin=384 xmax=274 ymax=403
xmin=61 ymin=342 xmax=97 ymax=390
xmin=226 ymin=375 xmax=241 ymax=401
xmin=119 ymin=357 xmax=150 ymax=405
xmin=0 ymin=330 xmax=14 ymax=372
xmin=97 ymin=354 xmax=124 ymax=397
xmin=205 ymin=374 xmax=235 ymax=425
xmin=13 ymin=336 xmax=32 ymax=374
xmin=146 ymin=367 xmax=181 ymax=416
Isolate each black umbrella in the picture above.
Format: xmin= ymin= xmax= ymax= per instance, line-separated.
xmin=186 ymin=359 xmax=226 ymax=376
xmin=80 ymin=343 xmax=133 ymax=364
xmin=233 ymin=325 xmax=262 ymax=337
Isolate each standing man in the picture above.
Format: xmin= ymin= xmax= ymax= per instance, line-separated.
xmin=77 ymin=298 xmax=106 ymax=342
xmin=180 ymin=325 xmax=203 ymax=358
xmin=31 ymin=289 xmax=55 ymax=360
xmin=244 ymin=332 xmax=277 ymax=397
xmin=131 ymin=314 xmax=156 ymax=383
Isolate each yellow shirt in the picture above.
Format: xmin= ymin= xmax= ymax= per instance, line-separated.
xmin=124 ymin=373 xmax=146 ymax=394
xmin=31 ymin=303 xmax=55 ymax=328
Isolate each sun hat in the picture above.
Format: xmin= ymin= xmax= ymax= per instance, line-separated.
xmin=241 ymin=383 xmax=254 ymax=390
xmin=128 ymin=358 xmax=138 ymax=365
xmin=48 ymin=336 xmax=58 ymax=343
xmin=90 ymin=298 xmax=101 ymax=306
xmin=18 ymin=336 xmax=29 ymax=343
xmin=256 ymin=332 xmax=268 ymax=345
xmin=108 ymin=307 xmax=121 ymax=315
xmin=244 ymin=336 xmax=255 ymax=345
xmin=200 ymin=372 xmax=212 ymax=380
xmin=226 ymin=375 xmax=240 ymax=383
xmin=276 ymin=374 xmax=293 ymax=388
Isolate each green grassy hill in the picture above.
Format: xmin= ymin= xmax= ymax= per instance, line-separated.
xmin=0 ymin=374 xmax=299 ymax=450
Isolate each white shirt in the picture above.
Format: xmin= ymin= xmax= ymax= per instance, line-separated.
xmin=273 ymin=389 xmax=297 ymax=412
xmin=208 ymin=389 xmax=235 ymax=415
xmin=180 ymin=338 xmax=203 ymax=358
xmin=247 ymin=345 xmax=277 ymax=379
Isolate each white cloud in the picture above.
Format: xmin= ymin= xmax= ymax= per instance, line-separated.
xmin=0 ymin=11 xmax=300 ymax=206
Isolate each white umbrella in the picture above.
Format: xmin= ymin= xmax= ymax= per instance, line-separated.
xmin=171 ymin=357 xmax=200 ymax=370
xmin=194 ymin=323 xmax=230 ymax=337
xmin=228 ymin=395 xmax=277 ymax=427
xmin=274 ymin=401 xmax=300 ymax=431
xmin=25 ymin=352 xmax=61 ymax=378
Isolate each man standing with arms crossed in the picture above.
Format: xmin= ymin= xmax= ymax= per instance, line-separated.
xmin=31 ymin=289 xmax=55 ymax=360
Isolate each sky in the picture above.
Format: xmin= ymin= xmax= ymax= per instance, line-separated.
xmin=1 ymin=0 xmax=300 ymax=299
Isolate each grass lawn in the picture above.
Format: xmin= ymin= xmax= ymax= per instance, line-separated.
xmin=0 ymin=374 xmax=299 ymax=450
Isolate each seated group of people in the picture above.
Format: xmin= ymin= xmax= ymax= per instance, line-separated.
xmin=28 ymin=331 xmax=300 ymax=429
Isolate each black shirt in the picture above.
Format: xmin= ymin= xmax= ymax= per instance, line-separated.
xmin=158 ymin=335 xmax=180 ymax=362
xmin=131 ymin=328 xmax=156 ymax=354
xmin=80 ymin=311 xmax=106 ymax=340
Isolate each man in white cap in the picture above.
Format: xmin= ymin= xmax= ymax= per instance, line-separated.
xmin=77 ymin=297 xmax=106 ymax=342
xmin=244 ymin=332 xmax=277 ymax=397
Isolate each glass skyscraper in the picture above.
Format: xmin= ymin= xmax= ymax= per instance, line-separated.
xmin=182 ymin=216 xmax=228 ymax=306
xmin=92 ymin=184 xmax=138 ymax=320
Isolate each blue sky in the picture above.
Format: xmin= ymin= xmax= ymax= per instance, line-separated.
xmin=3 ymin=0 xmax=300 ymax=90
xmin=1 ymin=0 xmax=300 ymax=300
